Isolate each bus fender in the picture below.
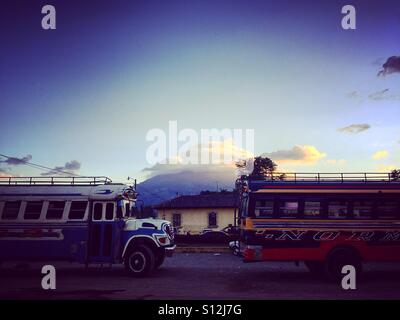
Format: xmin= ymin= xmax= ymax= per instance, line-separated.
xmin=122 ymin=235 xmax=159 ymax=260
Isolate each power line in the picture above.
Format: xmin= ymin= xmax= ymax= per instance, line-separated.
xmin=0 ymin=153 xmax=82 ymax=177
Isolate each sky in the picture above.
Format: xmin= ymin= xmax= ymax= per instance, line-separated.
xmin=0 ymin=0 xmax=399 ymax=182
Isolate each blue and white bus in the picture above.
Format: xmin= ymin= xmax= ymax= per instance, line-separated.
xmin=0 ymin=176 xmax=175 ymax=276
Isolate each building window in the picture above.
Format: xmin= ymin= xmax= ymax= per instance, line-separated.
xmin=24 ymin=201 xmax=43 ymax=220
xmin=208 ymin=212 xmax=218 ymax=228
xmin=46 ymin=201 xmax=65 ymax=220
xmin=68 ymin=201 xmax=87 ymax=220
xmin=172 ymin=213 xmax=181 ymax=227
xmin=2 ymin=201 xmax=21 ymax=220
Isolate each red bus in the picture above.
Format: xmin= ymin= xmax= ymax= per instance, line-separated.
xmin=236 ymin=173 xmax=400 ymax=280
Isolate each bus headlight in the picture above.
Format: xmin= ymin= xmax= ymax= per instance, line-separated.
xmin=162 ymin=223 xmax=174 ymax=240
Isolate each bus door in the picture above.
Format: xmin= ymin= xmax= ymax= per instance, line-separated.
xmin=88 ymin=202 xmax=124 ymax=263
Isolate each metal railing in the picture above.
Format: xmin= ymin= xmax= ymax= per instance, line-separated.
xmin=245 ymin=172 xmax=400 ymax=183
xmin=0 ymin=176 xmax=113 ymax=186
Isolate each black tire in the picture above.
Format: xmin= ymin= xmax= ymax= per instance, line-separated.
xmin=155 ymin=252 xmax=166 ymax=269
xmin=325 ymin=247 xmax=362 ymax=282
xmin=304 ymin=261 xmax=325 ymax=277
xmin=233 ymin=247 xmax=240 ymax=256
xmin=124 ymin=245 xmax=155 ymax=277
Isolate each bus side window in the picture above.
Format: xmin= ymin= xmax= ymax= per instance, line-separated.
xmin=125 ymin=203 xmax=130 ymax=217
xmin=377 ymin=200 xmax=397 ymax=219
xmin=328 ymin=201 xmax=348 ymax=219
xmin=68 ymin=201 xmax=88 ymax=220
xmin=24 ymin=201 xmax=43 ymax=220
xmin=304 ymin=201 xmax=321 ymax=219
xmin=46 ymin=201 xmax=65 ymax=220
xmin=116 ymin=199 xmax=124 ymax=219
xmin=106 ymin=203 xmax=114 ymax=220
xmin=93 ymin=203 xmax=103 ymax=221
xmin=353 ymin=200 xmax=373 ymax=220
xmin=279 ymin=201 xmax=299 ymax=219
xmin=1 ymin=201 xmax=21 ymax=220
xmin=255 ymin=200 xmax=274 ymax=218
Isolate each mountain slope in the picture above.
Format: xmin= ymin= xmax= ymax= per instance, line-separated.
xmin=137 ymin=170 xmax=237 ymax=206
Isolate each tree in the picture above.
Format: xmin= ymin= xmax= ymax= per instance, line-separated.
xmin=251 ymin=156 xmax=277 ymax=177
xmin=235 ymin=156 xmax=285 ymax=180
xmin=390 ymin=169 xmax=400 ymax=181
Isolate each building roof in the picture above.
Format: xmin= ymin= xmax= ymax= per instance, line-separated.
xmin=154 ymin=193 xmax=238 ymax=209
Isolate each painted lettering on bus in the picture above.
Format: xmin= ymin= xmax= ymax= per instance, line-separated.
xmin=261 ymin=230 xmax=400 ymax=242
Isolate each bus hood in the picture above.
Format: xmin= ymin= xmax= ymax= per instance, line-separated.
xmin=124 ymin=218 xmax=171 ymax=231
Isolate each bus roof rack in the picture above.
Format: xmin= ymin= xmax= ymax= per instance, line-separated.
xmin=239 ymin=172 xmax=400 ymax=183
xmin=0 ymin=176 xmax=113 ymax=186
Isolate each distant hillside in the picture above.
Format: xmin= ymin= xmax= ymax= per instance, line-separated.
xmin=137 ymin=170 xmax=237 ymax=206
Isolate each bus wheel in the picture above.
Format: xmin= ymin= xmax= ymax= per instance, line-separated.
xmin=124 ymin=245 xmax=155 ymax=277
xmin=325 ymin=248 xmax=362 ymax=282
xmin=155 ymin=252 xmax=166 ymax=269
xmin=304 ymin=261 xmax=325 ymax=276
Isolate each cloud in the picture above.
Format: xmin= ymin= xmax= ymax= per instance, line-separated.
xmin=141 ymin=144 xmax=327 ymax=183
xmin=346 ymin=91 xmax=358 ymax=98
xmin=0 ymin=167 xmax=8 ymax=173
xmin=377 ymin=164 xmax=397 ymax=172
xmin=368 ymin=88 xmax=400 ymax=101
xmin=198 ymin=140 xmax=254 ymax=164
xmin=378 ymin=56 xmax=400 ymax=76
xmin=261 ymin=145 xmax=326 ymax=165
xmin=0 ymin=171 xmax=18 ymax=178
xmin=141 ymin=140 xmax=253 ymax=180
xmin=0 ymin=154 xmax=32 ymax=176
xmin=41 ymin=160 xmax=81 ymax=176
xmin=337 ymin=124 xmax=370 ymax=134
xmin=141 ymin=143 xmax=327 ymax=180
xmin=325 ymin=159 xmax=347 ymax=166
xmin=368 ymin=89 xmax=389 ymax=100
xmin=0 ymin=154 xmax=32 ymax=166
xmin=372 ymin=150 xmax=389 ymax=160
